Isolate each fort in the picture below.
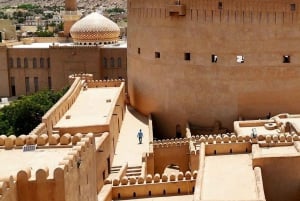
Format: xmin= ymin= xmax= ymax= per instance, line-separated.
xmin=1 ymin=0 xmax=300 ymax=201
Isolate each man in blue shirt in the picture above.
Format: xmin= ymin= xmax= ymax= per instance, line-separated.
xmin=137 ymin=129 xmax=143 ymax=144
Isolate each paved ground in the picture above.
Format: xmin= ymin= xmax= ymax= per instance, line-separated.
xmin=201 ymin=154 xmax=258 ymax=200
xmin=55 ymin=87 xmax=119 ymax=129
xmin=112 ymin=106 xmax=149 ymax=167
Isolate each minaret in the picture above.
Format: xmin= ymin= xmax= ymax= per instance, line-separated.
xmin=62 ymin=0 xmax=81 ymax=37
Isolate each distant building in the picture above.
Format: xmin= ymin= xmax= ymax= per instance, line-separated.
xmin=0 ymin=11 xmax=127 ymax=98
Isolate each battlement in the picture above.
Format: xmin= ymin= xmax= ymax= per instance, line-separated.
xmin=68 ymin=73 xmax=94 ymax=83
xmin=110 ymin=170 xmax=197 ymax=187
xmin=86 ymin=79 xmax=125 ymax=88
xmin=14 ymin=133 xmax=94 ymax=182
xmin=0 ymin=176 xmax=15 ymax=199
xmin=0 ymin=132 xmax=93 ymax=150
xmin=110 ymin=171 xmax=196 ymax=199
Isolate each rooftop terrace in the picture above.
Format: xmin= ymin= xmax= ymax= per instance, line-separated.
xmin=54 ymin=87 xmax=120 ymax=133
xmin=201 ymin=154 xmax=258 ymax=200
xmin=0 ymin=147 xmax=71 ymax=180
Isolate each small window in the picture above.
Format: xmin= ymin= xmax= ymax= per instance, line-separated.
xmin=218 ymin=2 xmax=223 ymax=9
xmin=33 ymin=58 xmax=37 ymax=68
xmin=24 ymin=58 xmax=28 ymax=68
xmin=236 ymin=55 xmax=244 ymax=63
xmin=117 ymin=57 xmax=121 ymax=68
xmin=40 ymin=58 xmax=44 ymax=68
xmin=103 ymin=58 xmax=107 ymax=68
xmin=212 ymin=54 xmax=218 ymax=63
xmin=110 ymin=57 xmax=115 ymax=68
xmin=17 ymin=58 xmax=21 ymax=68
xmin=291 ymin=4 xmax=296 ymax=11
xmin=9 ymin=58 xmax=13 ymax=68
xmin=283 ymin=55 xmax=290 ymax=63
xmin=155 ymin=52 xmax=160 ymax=58
xmin=138 ymin=48 xmax=141 ymax=54
xmin=34 ymin=77 xmax=39 ymax=92
xmin=25 ymin=77 xmax=30 ymax=93
xmin=184 ymin=52 xmax=191 ymax=61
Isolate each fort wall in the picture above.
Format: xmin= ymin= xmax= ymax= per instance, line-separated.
xmin=127 ymin=0 xmax=300 ymax=138
xmin=0 ymin=177 xmax=17 ymax=201
xmin=153 ymin=140 xmax=190 ymax=174
xmin=146 ymin=114 xmax=155 ymax=175
xmin=42 ymin=76 xmax=82 ymax=135
xmin=111 ymin=171 xmax=196 ymax=200
xmin=13 ymin=134 xmax=97 ymax=201
xmin=252 ymin=143 xmax=300 ymax=201
xmin=95 ymin=132 xmax=113 ymax=192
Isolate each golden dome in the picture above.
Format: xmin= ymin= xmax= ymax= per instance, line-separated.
xmin=70 ymin=12 xmax=120 ymax=45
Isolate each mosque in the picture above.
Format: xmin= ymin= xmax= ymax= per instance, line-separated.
xmin=1 ymin=0 xmax=300 ymax=201
xmin=0 ymin=0 xmax=127 ymax=98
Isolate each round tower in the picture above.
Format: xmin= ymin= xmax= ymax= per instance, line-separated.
xmin=63 ymin=0 xmax=81 ymax=37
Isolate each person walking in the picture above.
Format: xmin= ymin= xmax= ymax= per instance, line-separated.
xmin=137 ymin=129 xmax=143 ymax=144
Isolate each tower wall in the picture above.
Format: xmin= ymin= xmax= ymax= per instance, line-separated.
xmin=127 ymin=0 xmax=300 ymax=138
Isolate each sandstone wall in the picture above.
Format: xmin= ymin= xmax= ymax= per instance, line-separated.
xmin=127 ymin=0 xmax=300 ymax=138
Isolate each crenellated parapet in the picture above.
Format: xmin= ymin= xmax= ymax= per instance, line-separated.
xmin=86 ymin=79 xmax=125 ymax=88
xmin=153 ymin=138 xmax=189 ymax=149
xmin=191 ymin=133 xmax=255 ymax=144
xmin=0 ymin=176 xmax=16 ymax=200
xmin=110 ymin=170 xmax=197 ymax=187
xmin=27 ymin=123 xmax=47 ymax=137
xmin=68 ymin=73 xmax=94 ymax=84
xmin=0 ymin=132 xmax=92 ymax=150
xmin=110 ymin=171 xmax=196 ymax=200
xmin=15 ymin=133 xmax=94 ymax=182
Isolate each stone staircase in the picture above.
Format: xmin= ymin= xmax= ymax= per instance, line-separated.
xmin=109 ymin=165 xmax=142 ymax=178
xmin=125 ymin=165 xmax=142 ymax=178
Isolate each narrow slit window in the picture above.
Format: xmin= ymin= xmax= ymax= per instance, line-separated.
xmin=184 ymin=52 xmax=191 ymax=61
xmin=236 ymin=55 xmax=244 ymax=63
xmin=283 ymin=55 xmax=290 ymax=63
xmin=212 ymin=54 xmax=218 ymax=63
xmin=138 ymin=48 xmax=141 ymax=54
xmin=155 ymin=52 xmax=160 ymax=58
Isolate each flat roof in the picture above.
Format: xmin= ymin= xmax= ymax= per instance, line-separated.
xmin=0 ymin=147 xmax=71 ymax=180
xmin=259 ymin=145 xmax=299 ymax=156
xmin=201 ymin=154 xmax=258 ymax=200
xmin=12 ymin=43 xmax=73 ymax=48
xmin=11 ymin=41 xmax=127 ymax=49
xmin=55 ymin=87 xmax=120 ymax=129
xmin=238 ymin=126 xmax=279 ymax=137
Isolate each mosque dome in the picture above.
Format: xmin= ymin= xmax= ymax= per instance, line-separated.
xmin=70 ymin=12 xmax=120 ymax=45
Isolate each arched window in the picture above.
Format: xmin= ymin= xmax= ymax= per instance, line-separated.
xmin=24 ymin=58 xmax=28 ymax=68
xmin=110 ymin=57 xmax=114 ymax=68
xmin=17 ymin=58 xmax=21 ymax=68
xmin=9 ymin=58 xmax=13 ymax=68
xmin=40 ymin=58 xmax=44 ymax=68
xmin=103 ymin=58 xmax=107 ymax=68
xmin=117 ymin=57 xmax=121 ymax=68
xmin=33 ymin=58 xmax=37 ymax=68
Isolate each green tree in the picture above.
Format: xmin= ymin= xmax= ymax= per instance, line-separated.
xmin=0 ymin=87 xmax=68 ymax=136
